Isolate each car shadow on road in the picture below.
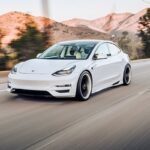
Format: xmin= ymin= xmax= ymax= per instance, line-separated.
xmin=91 ymin=85 xmax=123 ymax=98
xmin=10 ymin=94 xmax=79 ymax=104
xmin=7 ymin=85 xmax=126 ymax=104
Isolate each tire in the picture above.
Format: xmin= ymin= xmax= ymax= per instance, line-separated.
xmin=76 ymin=71 xmax=92 ymax=101
xmin=123 ymin=64 xmax=132 ymax=85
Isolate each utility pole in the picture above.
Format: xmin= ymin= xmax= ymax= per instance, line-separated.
xmin=41 ymin=0 xmax=50 ymax=18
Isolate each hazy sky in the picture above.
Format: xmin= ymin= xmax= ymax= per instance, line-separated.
xmin=0 ymin=0 xmax=150 ymax=21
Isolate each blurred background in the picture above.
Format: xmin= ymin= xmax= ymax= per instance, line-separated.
xmin=0 ymin=0 xmax=150 ymax=70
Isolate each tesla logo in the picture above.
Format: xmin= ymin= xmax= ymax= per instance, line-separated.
xmin=32 ymin=70 xmax=35 ymax=72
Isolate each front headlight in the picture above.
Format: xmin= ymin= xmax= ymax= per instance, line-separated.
xmin=52 ymin=65 xmax=76 ymax=76
xmin=11 ymin=66 xmax=17 ymax=74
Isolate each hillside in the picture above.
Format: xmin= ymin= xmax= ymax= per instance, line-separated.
xmin=0 ymin=11 xmax=109 ymax=48
xmin=63 ymin=8 xmax=149 ymax=33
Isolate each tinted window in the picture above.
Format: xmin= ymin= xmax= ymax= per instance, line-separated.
xmin=108 ymin=43 xmax=120 ymax=56
xmin=39 ymin=42 xmax=98 ymax=60
xmin=95 ymin=43 xmax=110 ymax=57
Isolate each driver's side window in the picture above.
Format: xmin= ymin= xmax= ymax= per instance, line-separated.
xmin=95 ymin=43 xmax=110 ymax=57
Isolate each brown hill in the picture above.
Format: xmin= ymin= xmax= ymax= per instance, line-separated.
xmin=91 ymin=13 xmax=134 ymax=32
xmin=63 ymin=8 xmax=149 ymax=33
xmin=0 ymin=11 xmax=109 ymax=48
xmin=0 ymin=11 xmax=54 ymax=47
xmin=63 ymin=18 xmax=106 ymax=33
xmin=116 ymin=9 xmax=148 ymax=32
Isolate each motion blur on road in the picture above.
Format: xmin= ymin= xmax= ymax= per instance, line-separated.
xmin=0 ymin=60 xmax=150 ymax=150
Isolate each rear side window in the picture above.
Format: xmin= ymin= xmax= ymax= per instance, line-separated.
xmin=108 ymin=43 xmax=121 ymax=56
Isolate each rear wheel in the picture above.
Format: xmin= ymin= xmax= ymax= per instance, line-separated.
xmin=123 ymin=64 xmax=132 ymax=85
xmin=76 ymin=71 xmax=92 ymax=101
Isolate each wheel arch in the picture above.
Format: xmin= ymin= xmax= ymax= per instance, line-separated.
xmin=124 ymin=63 xmax=131 ymax=71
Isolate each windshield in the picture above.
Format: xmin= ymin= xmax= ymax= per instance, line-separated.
xmin=39 ymin=42 xmax=98 ymax=60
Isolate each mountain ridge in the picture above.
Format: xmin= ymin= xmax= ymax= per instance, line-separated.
xmin=0 ymin=11 xmax=109 ymax=48
xmin=62 ymin=8 xmax=149 ymax=33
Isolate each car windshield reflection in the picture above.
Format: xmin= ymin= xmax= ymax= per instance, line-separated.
xmin=39 ymin=42 xmax=98 ymax=60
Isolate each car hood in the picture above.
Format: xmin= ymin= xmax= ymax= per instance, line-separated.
xmin=19 ymin=59 xmax=83 ymax=75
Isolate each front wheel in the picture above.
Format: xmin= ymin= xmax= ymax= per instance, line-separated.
xmin=123 ymin=64 xmax=132 ymax=85
xmin=76 ymin=71 xmax=92 ymax=101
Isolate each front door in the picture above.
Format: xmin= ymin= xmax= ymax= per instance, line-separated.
xmin=92 ymin=43 xmax=116 ymax=92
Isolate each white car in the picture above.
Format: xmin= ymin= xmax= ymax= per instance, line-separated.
xmin=8 ymin=40 xmax=132 ymax=100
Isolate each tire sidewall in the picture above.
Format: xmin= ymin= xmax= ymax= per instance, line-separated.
xmin=76 ymin=71 xmax=92 ymax=101
xmin=123 ymin=64 xmax=132 ymax=85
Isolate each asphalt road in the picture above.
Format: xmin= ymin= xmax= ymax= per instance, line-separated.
xmin=0 ymin=60 xmax=150 ymax=150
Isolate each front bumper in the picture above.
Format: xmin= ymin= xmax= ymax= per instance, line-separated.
xmin=8 ymin=73 xmax=79 ymax=98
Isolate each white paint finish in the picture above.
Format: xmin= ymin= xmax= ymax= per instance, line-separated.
xmin=8 ymin=40 xmax=130 ymax=98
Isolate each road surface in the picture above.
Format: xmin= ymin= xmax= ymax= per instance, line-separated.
xmin=0 ymin=60 xmax=150 ymax=150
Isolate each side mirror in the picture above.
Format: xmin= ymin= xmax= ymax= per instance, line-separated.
xmin=93 ymin=53 xmax=107 ymax=60
xmin=36 ymin=53 xmax=42 ymax=58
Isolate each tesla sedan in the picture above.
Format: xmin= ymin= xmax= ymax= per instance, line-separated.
xmin=8 ymin=40 xmax=132 ymax=100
